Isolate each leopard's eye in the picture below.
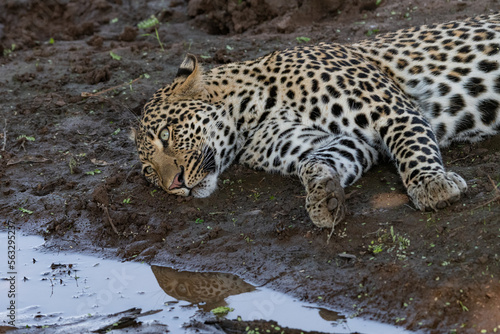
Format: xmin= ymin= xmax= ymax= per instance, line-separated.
xmin=160 ymin=128 xmax=169 ymax=141
xmin=145 ymin=166 xmax=154 ymax=174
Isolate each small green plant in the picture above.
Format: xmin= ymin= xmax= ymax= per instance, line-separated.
xmin=137 ymin=15 xmax=165 ymax=52
xmin=388 ymin=226 xmax=410 ymax=250
xmin=195 ymin=218 xmax=204 ymax=224
xmin=69 ymin=157 xmax=78 ymax=174
xmin=85 ymin=169 xmax=101 ymax=176
xmin=368 ymin=226 xmax=410 ymax=256
xmin=109 ymin=51 xmax=122 ymax=61
xmin=17 ymin=135 xmax=35 ymax=141
xmin=183 ymin=39 xmax=193 ymax=50
xmin=19 ymin=207 xmax=33 ymax=215
xmin=366 ymin=28 xmax=380 ymax=36
xmin=251 ymin=192 xmax=260 ymax=201
xmin=368 ymin=241 xmax=384 ymax=254
xmin=111 ymin=128 xmax=121 ymax=136
xmin=3 ymin=43 xmax=16 ymax=57
xmin=137 ymin=15 xmax=159 ymax=29
xmin=49 ymin=38 xmax=55 ymax=45
xmin=241 ymin=234 xmax=254 ymax=243
xmin=296 ymin=36 xmax=311 ymax=43
xmin=210 ymin=306 xmax=233 ymax=316
xmin=150 ymin=189 xmax=157 ymax=197
xmin=458 ymin=300 xmax=469 ymax=312
xmin=123 ymin=198 xmax=131 ymax=204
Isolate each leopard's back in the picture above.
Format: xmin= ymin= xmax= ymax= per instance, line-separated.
xmin=354 ymin=12 xmax=500 ymax=145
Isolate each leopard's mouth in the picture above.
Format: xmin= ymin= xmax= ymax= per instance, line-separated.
xmin=159 ymin=146 xmax=219 ymax=198
xmin=167 ymin=166 xmax=193 ymax=196
xmin=169 ymin=166 xmax=187 ymax=190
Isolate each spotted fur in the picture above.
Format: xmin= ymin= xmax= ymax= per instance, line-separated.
xmin=151 ymin=265 xmax=254 ymax=310
xmin=133 ymin=13 xmax=500 ymax=228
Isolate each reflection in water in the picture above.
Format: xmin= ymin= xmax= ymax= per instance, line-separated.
xmin=0 ymin=233 xmax=413 ymax=333
xmin=304 ymin=306 xmax=345 ymax=322
xmin=317 ymin=307 xmax=346 ymax=322
xmin=151 ymin=265 xmax=255 ymax=311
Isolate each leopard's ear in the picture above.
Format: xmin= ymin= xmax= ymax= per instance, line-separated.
xmin=171 ymin=54 xmax=204 ymax=98
xmin=176 ymin=54 xmax=198 ymax=78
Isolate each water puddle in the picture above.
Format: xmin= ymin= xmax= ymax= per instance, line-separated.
xmin=0 ymin=232 xmax=413 ymax=333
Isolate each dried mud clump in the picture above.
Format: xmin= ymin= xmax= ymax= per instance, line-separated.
xmin=119 ymin=26 xmax=138 ymax=42
xmin=187 ymin=0 xmax=345 ymax=34
xmin=85 ymin=66 xmax=111 ymax=85
xmin=0 ymin=0 xmax=113 ymax=50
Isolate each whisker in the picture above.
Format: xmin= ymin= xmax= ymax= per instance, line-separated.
xmin=195 ymin=144 xmax=216 ymax=173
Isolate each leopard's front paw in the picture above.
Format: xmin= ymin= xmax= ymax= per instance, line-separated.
xmin=305 ymin=176 xmax=346 ymax=228
xmin=407 ymin=171 xmax=467 ymax=211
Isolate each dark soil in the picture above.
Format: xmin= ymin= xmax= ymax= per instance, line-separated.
xmin=1 ymin=1 xmax=500 ymax=333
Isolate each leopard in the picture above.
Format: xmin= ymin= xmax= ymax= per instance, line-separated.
xmin=132 ymin=13 xmax=500 ymax=229
xmin=151 ymin=265 xmax=255 ymax=311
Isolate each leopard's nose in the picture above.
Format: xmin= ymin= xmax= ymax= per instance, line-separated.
xmin=169 ymin=167 xmax=186 ymax=190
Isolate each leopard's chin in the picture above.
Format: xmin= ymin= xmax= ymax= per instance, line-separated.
xmin=190 ymin=173 xmax=219 ymax=198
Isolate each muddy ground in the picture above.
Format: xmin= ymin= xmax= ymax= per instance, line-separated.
xmin=1 ymin=0 xmax=500 ymax=333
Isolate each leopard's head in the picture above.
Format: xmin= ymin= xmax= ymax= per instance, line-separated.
xmin=131 ymin=54 xmax=237 ymax=198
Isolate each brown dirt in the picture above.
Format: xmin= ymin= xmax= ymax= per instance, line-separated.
xmin=1 ymin=1 xmax=500 ymax=333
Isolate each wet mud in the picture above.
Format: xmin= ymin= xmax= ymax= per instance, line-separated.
xmin=1 ymin=1 xmax=500 ymax=333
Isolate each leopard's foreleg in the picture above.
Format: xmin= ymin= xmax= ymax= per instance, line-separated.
xmin=297 ymin=136 xmax=379 ymax=228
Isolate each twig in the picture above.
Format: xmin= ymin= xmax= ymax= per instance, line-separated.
xmin=344 ymin=189 xmax=358 ymax=200
xmin=404 ymin=203 xmax=418 ymax=211
xmin=104 ymin=206 xmax=120 ymax=235
xmin=2 ymin=118 xmax=7 ymax=151
xmin=448 ymin=154 xmax=472 ymax=165
xmin=49 ymin=278 xmax=54 ymax=297
xmin=471 ymin=175 xmax=500 ymax=211
xmin=73 ymin=269 xmax=79 ymax=288
xmin=326 ymin=204 xmax=342 ymax=244
xmin=362 ymin=228 xmax=384 ymax=239
xmin=81 ymin=76 xmax=142 ymax=97
xmin=99 ymin=204 xmax=120 ymax=235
